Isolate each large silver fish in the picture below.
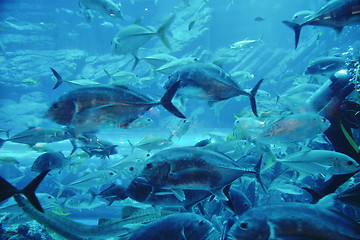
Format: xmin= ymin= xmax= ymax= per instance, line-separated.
xmin=283 ymin=0 xmax=360 ymax=48
xmin=164 ymin=62 xmax=263 ymax=116
xmin=138 ymin=146 xmax=263 ymax=200
xmin=47 ymin=82 xmax=185 ymax=134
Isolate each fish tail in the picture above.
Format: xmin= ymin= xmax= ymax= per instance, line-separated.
xmin=0 ymin=138 xmax=5 ymax=148
xmin=0 ymin=170 xmax=50 ymax=212
xmin=70 ymin=139 xmax=78 ymax=155
xmin=132 ymin=54 xmax=140 ymax=70
xmin=160 ymin=81 xmax=186 ymax=119
xmin=303 ymin=187 xmax=325 ymax=203
xmin=248 ymin=78 xmax=263 ymax=117
xmin=50 ymin=67 xmax=63 ymax=90
xmin=157 ymin=14 xmax=176 ymax=50
xmin=127 ymin=139 xmax=135 ymax=153
xmin=254 ymin=154 xmax=267 ymax=192
xmin=282 ymin=20 xmax=302 ymax=49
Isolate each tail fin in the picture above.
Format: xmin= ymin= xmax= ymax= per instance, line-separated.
xmin=132 ymin=54 xmax=141 ymax=71
xmin=128 ymin=139 xmax=135 ymax=153
xmin=161 ymin=81 xmax=186 ymax=119
xmin=253 ymin=155 xmax=267 ymax=192
xmin=157 ymin=14 xmax=175 ymax=50
xmin=0 ymin=170 xmax=50 ymax=212
xmin=0 ymin=138 xmax=5 ymax=148
xmin=50 ymin=68 xmax=63 ymax=90
xmin=248 ymin=78 xmax=263 ymax=117
xmin=282 ymin=20 xmax=302 ymax=49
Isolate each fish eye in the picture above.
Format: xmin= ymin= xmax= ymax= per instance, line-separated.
xmin=239 ymin=221 xmax=248 ymax=230
xmin=321 ymin=118 xmax=327 ymax=123
xmin=129 ymin=167 xmax=134 ymax=171
xmin=347 ymin=161 xmax=354 ymax=166
xmin=109 ymin=172 xmax=114 ymax=175
xmin=47 ymin=196 xmax=52 ymax=199
xmin=52 ymin=103 xmax=59 ymax=109
xmin=146 ymin=163 xmax=153 ymax=169
xmin=183 ymin=119 xmax=187 ymax=123
xmin=198 ymin=220 xmax=204 ymax=226
xmin=146 ymin=153 xmax=151 ymax=157
xmin=147 ymin=118 xmax=151 ymax=122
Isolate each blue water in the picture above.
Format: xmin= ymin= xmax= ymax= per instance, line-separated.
xmin=0 ymin=0 xmax=360 ymax=239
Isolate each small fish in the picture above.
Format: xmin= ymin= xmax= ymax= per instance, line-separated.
xmin=0 ymin=127 xmax=72 ymax=148
xmin=272 ymin=150 xmax=360 ymax=180
xmin=256 ymin=113 xmax=331 ymax=144
xmin=128 ymin=134 xmax=173 ymax=153
xmin=50 ymin=68 xmax=101 ymax=90
xmin=128 ymin=117 xmax=154 ymax=128
xmin=56 ymin=170 xmax=118 ymax=197
xmin=142 ymin=53 xmax=177 ymax=69
xmin=188 ymin=18 xmax=197 ymax=30
xmin=171 ymin=119 xmax=191 ymax=139
xmin=79 ymin=0 xmax=123 ymax=19
xmin=64 ymin=193 xmax=107 ymax=210
xmin=305 ymin=56 xmax=346 ymax=75
xmin=128 ymin=213 xmax=217 ymax=240
xmin=0 ymin=156 xmax=19 ymax=165
xmin=254 ymin=16 xmax=265 ymax=22
xmin=31 ymin=151 xmax=70 ymax=173
xmin=155 ymin=57 xmax=198 ymax=75
xmin=230 ymin=37 xmax=263 ymax=50
xmin=97 ymin=183 xmax=127 ymax=205
xmin=111 ymin=14 xmax=175 ymax=69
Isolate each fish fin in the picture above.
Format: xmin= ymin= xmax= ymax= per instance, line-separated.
xmin=254 ymin=155 xmax=267 ymax=192
xmin=334 ymin=26 xmax=344 ymax=35
xmin=248 ymin=79 xmax=264 ymax=117
xmin=132 ymin=53 xmax=140 ymax=70
xmin=317 ymin=193 xmax=337 ymax=210
xmin=157 ymin=14 xmax=176 ymax=50
xmin=50 ymin=68 xmax=63 ymax=90
xmin=161 ymin=81 xmax=186 ymax=119
xmin=127 ymin=139 xmax=135 ymax=153
xmin=302 ymin=187 xmax=324 ymax=203
xmin=70 ymin=139 xmax=77 ymax=155
xmin=15 ymin=170 xmax=50 ymax=212
xmin=171 ymin=189 xmax=186 ymax=201
xmin=0 ymin=138 xmax=5 ymax=148
xmin=211 ymin=187 xmax=228 ymax=201
xmin=282 ymin=20 xmax=302 ymax=49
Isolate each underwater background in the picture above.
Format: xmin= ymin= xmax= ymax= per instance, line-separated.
xmin=0 ymin=0 xmax=360 ymax=239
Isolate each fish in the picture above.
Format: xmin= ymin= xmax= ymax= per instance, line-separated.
xmin=0 ymin=170 xmax=50 ymax=212
xmin=142 ymin=53 xmax=177 ymax=69
xmin=164 ymin=62 xmax=264 ymax=117
xmin=256 ymin=113 xmax=331 ymax=144
xmin=13 ymin=194 xmax=136 ymax=239
xmin=224 ymin=186 xmax=252 ymax=215
xmin=128 ymin=213 xmax=217 ymax=240
xmin=31 ymin=151 xmax=70 ymax=173
xmin=64 ymin=193 xmax=107 ymax=210
xmin=97 ymin=183 xmax=127 ymax=205
xmin=230 ymin=37 xmax=263 ymax=50
xmin=128 ymin=134 xmax=173 ymax=153
xmin=111 ymin=152 xmax=151 ymax=180
xmin=56 ymin=170 xmax=118 ymax=198
xmin=126 ymin=177 xmax=212 ymax=211
xmin=224 ymin=195 xmax=360 ymax=240
xmin=71 ymin=135 xmax=118 ymax=158
xmin=111 ymin=14 xmax=175 ymax=69
xmin=138 ymin=147 xmax=264 ymax=201
xmin=270 ymin=150 xmax=360 ymax=180
xmin=79 ymin=0 xmax=123 ymax=19
xmin=0 ymin=156 xmax=20 ymax=165
xmin=282 ymin=0 xmax=360 ymax=48
xmin=254 ymin=16 xmax=265 ymax=22
xmin=0 ymin=127 xmax=72 ymax=148
xmin=155 ymin=57 xmax=198 ymax=74
xmin=305 ymin=56 xmax=346 ymax=75
xmin=50 ymin=68 xmax=101 ymax=90
xmin=171 ymin=119 xmax=191 ymax=139
xmin=47 ymin=81 xmax=185 ymax=134
xmin=128 ymin=117 xmax=154 ymax=128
